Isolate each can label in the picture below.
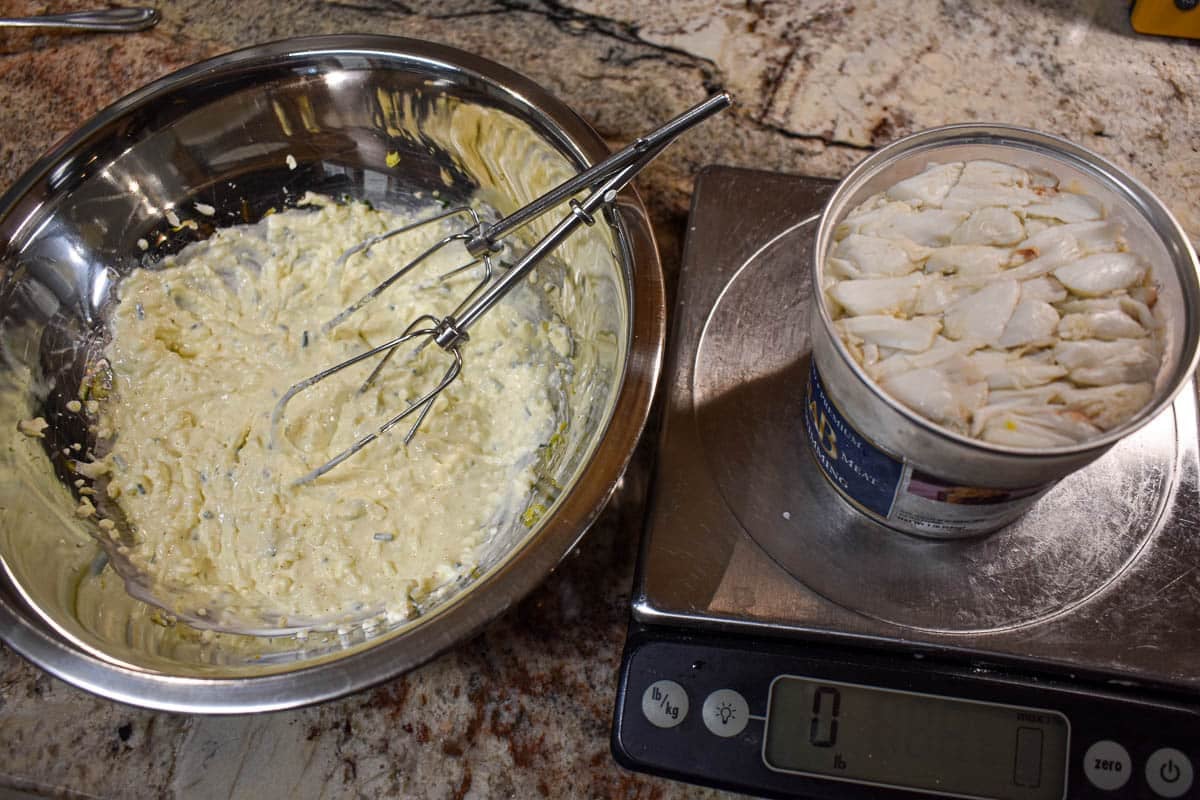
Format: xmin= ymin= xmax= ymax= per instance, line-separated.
xmin=804 ymin=361 xmax=1053 ymax=537
xmin=804 ymin=360 xmax=904 ymax=518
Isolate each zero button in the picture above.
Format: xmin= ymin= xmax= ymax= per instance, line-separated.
xmin=1083 ymin=740 xmax=1132 ymax=791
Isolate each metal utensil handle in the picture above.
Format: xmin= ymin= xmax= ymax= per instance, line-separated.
xmin=465 ymin=92 xmax=731 ymax=256
xmin=0 ymin=7 xmax=160 ymax=31
xmin=438 ymin=142 xmax=670 ymax=348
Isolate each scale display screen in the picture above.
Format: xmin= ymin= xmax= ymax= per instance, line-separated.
xmin=763 ymin=675 xmax=1070 ymax=800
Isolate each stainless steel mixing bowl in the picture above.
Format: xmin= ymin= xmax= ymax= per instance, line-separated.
xmin=0 ymin=36 xmax=664 ymax=712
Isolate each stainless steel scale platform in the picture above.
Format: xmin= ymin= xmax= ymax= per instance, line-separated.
xmin=611 ymin=167 xmax=1200 ymax=800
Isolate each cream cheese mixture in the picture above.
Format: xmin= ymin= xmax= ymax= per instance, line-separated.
xmin=97 ymin=196 xmax=572 ymax=626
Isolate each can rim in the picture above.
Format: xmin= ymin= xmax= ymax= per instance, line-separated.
xmin=812 ymin=122 xmax=1200 ymax=458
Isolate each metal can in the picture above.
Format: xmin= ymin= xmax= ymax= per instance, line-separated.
xmin=807 ymin=124 xmax=1200 ymax=538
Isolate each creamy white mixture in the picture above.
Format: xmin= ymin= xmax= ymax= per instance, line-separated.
xmin=96 ymin=196 xmax=572 ymax=625
xmin=825 ymin=160 xmax=1163 ymax=447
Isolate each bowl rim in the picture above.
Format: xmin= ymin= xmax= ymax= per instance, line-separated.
xmin=0 ymin=34 xmax=666 ymax=712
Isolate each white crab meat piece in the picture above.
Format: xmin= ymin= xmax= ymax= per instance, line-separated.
xmin=1053 ymin=338 xmax=1152 ymax=370
xmin=839 ymin=201 xmax=963 ymax=245
xmin=826 ymin=257 xmax=859 ymax=280
xmin=1128 ymin=284 xmax=1158 ymax=307
xmin=1019 ymin=220 xmax=1123 ymax=257
xmin=1123 ymin=296 xmax=1161 ymax=331
xmin=1069 ymin=361 xmax=1159 ymax=388
xmin=998 ymin=298 xmax=1060 ymax=348
xmin=1059 ymin=297 xmax=1158 ymax=331
xmin=880 ymin=367 xmax=988 ymax=433
xmin=1057 ymin=297 xmax=1119 ymax=315
xmin=943 ymin=279 xmax=1020 ymax=343
xmin=915 ymin=275 xmax=971 ymax=315
xmin=944 ymin=184 xmax=1028 ymax=212
xmin=837 ymin=200 xmax=912 ymax=239
xmin=961 ymin=160 xmax=1031 ymax=185
xmin=828 ymin=272 xmax=923 ymax=317
xmin=915 ymin=337 xmax=982 ymax=366
xmin=837 ymin=315 xmax=941 ymax=352
xmin=1022 ymin=192 xmax=1103 ymax=223
xmin=1019 ymin=276 xmax=1068 ymax=304
xmin=1028 ymin=169 xmax=1060 ymax=191
xmin=993 ymin=362 xmax=1070 ymax=390
xmin=885 ymin=162 xmax=964 ymax=206
xmin=942 ymin=160 xmax=1039 ymax=210
xmin=1004 ymin=230 xmax=1087 ymax=281
xmin=986 ymin=381 xmax=1072 ymax=407
xmin=1016 ymin=223 xmax=1074 ymax=255
xmin=832 ymin=234 xmax=923 ymax=277
xmin=871 ymin=209 xmax=970 ymax=247
xmin=967 ymin=349 xmax=1008 ymax=378
xmin=950 ymin=207 xmax=1026 ymax=246
xmin=1067 ymin=220 xmax=1125 ymax=252
xmin=1053 ymin=252 xmax=1144 ymax=296
xmin=1022 ymin=218 xmax=1053 ymax=239
xmin=976 ymin=407 xmax=1103 ymax=447
xmin=870 ymin=337 xmax=980 ymax=382
xmin=1059 ymin=382 xmax=1154 ymax=430
xmin=1058 ymin=308 xmax=1147 ymax=341
xmin=1042 ymin=221 xmax=1123 ymax=256
xmin=840 ymin=337 xmax=866 ymax=365
xmin=970 ymin=351 xmax=1068 ymax=389
xmin=924 ymin=245 xmax=1010 ymax=276
xmin=1121 ymin=296 xmax=1160 ymax=329
xmin=1053 ymin=339 xmax=1160 ymax=386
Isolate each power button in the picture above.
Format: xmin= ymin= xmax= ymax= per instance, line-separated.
xmin=1145 ymin=748 xmax=1193 ymax=798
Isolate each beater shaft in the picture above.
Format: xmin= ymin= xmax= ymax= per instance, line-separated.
xmin=441 ymin=146 xmax=668 ymax=348
xmin=462 ymin=91 xmax=733 ymax=257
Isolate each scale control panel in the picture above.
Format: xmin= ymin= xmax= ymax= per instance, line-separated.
xmin=613 ymin=627 xmax=1199 ymax=800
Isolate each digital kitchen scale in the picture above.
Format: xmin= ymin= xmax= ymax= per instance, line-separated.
xmin=611 ymin=167 xmax=1200 ymax=800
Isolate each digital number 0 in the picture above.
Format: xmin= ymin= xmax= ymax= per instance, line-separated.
xmin=809 ymin=686 xmax=840 ymax=748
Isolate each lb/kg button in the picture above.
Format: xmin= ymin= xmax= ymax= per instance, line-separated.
xmin=641 ymin=680 xmax=688 ymax=728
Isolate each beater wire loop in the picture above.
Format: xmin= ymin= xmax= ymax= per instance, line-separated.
xmin=271 ymin=92 xmax=733 ymax=482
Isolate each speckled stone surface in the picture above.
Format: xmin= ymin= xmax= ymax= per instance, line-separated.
xmin=0 ymin=1 xmax=1197 ymax=798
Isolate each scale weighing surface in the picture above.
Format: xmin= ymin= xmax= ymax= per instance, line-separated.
xmin=611 ymin=167 xmax=1200 ymax=800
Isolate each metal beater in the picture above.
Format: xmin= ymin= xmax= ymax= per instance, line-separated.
xmin=272 ymin=93 xmax=732 ymax=483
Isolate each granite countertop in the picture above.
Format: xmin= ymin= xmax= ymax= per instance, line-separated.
xmin=0 ymin=1 xmax=1196 ymax=798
